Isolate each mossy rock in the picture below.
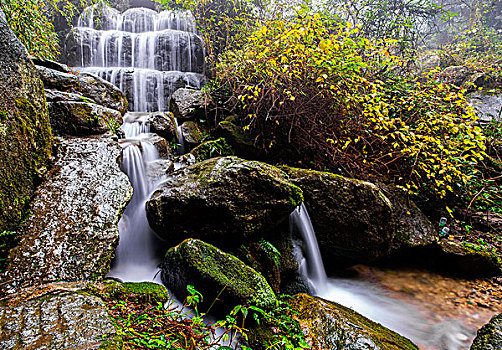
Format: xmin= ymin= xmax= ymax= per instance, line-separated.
xmin=470 ymin=313 xmax=502 ymax=350
xmin=161 ymin=239 xmax=277 ymax=317
xmin=215 ymin=119 xmax=264 ymax=160
xmin=48 ymin=101 xmax=122 ymax=135
xmin=180 ymin=121 xmax=203 ymax=151
xmin=189 ymin=137 xmax=233 ymax=162
xmin=285 ymin=293 xmax=418 ymax=350
xmin=0 ymin=9 xmax=53 ymax=231
xmin=281 ymin=166 xmax=394 ymax=268
xmin=96 ymin=280 xmax=170 ymax=305
xmin=146 ymin=156 xmax=303 ymax=246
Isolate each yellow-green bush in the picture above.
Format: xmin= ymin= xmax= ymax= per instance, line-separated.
xmin=213 ymin=8 xmax=486 ymax=203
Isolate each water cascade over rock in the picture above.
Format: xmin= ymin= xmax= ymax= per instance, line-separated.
xmin=65 ymin=3 xmax=207 ymax=282
xmin=65 ymin=3 xmax=206 ymax=112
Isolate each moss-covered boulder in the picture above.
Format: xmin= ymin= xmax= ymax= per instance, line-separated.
xmin=48 ymin=101 xmax=122 ymax=135
xmin=36 ymin=65 xmax=128 ymax=115
xmin=0 ymin=9 xmax=53 ymax=231
xmin=282 ymin=166 xmax=394 ymax=267
xmin=215 ymin=118 xmax=264 ymax=160
xmin=286 ymin=293 xmax=418 ymax=350
xmin=180 ymin=121 xmax=203 ymax=151
xmin=161 ymin=239 xmax=277 ymax=317
xmin=169 ymin=87 xmax=206 ymax=121
xmin=146 ymin=156 xmax=303 ymax=245
xmin=470 ymin=313 xmax=502 ymax=350
xmin=189 ymin=137 xmax=233 ymax=162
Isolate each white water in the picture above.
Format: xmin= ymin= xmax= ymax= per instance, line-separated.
xmin=72 ymin=3 xmax=205 ymax=112
xmin=291 ymin=204 xmax=473 ymax=350
xmin=107 ymin=122 xmax=166 ymax=282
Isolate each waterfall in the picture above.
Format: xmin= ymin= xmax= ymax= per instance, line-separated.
xmin=291 ymin=203 xmax=473 ymax=350
xmin=68 ymin=3 xmax=206 ymax=112
xmin=290 ymin=203 xmax=327 ymax=293
xmin=69 ymin=3 xmax=205 ymax=282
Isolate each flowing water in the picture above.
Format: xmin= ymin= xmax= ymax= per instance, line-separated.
xmin=290 ymin=204 xmax=496 ymax=350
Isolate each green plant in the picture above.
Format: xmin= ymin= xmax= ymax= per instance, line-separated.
xmin=259 ymin=239 xmax=281 ymax=268
xmin=0 ymin=0 xmax=96 ymax=59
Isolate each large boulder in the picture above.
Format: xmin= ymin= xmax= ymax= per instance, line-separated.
xmin=471 ymin=313 xmax=502 ymax=350
xmin=180 ymin=121 xmax=203 ymax=151
xmin=48 ymin=101 xmax=123 ymax=135
xmin=36 ymin=65 xmax=128 ymax=115
xmin=281 ymin=294 xmax=418 ymax=350
xmin=282 ymin=166 xmax=395 ymax=267
xmin=161 ymin=239 xmax=277 ymax=317
xmin=0 ymin=286 xmax=117 ymax=349
xmin=0 ymin=9 xmax=53 ymax=231
xmin=146 ymin=156 xmax=303 ymax=246
xmin=1 ymin=137 xmax=132 ymax=295
xmin=169 ymin=88 xmax=206 ymax=121
xmin=215 ymin=118 xmax=264 ymax=160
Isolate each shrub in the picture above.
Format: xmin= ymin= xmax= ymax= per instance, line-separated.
xmin=213 ymin=8 xmax=487 ymax=204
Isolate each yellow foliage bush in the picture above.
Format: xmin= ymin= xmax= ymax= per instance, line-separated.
xmin=214 ymin=8 xmax=487 ymax=202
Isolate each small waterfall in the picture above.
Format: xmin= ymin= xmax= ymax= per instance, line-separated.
xmin=291 ymin=203 xmax=474 ymax=350
xmin=109 ymin=122 xmax=165 ymax=282
xmin=290 ymin=203 xmax=327 ymax=293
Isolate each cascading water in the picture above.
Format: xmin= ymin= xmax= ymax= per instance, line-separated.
xmin=66 ymin=2 xmax=206 ymax=113
xmin=70 ymin=3 xmax=205 ymax=282
xmin=108 ymin=122 xmax=166 ymax=282
xmin=291 ymin=204 xmax=473 ymax=350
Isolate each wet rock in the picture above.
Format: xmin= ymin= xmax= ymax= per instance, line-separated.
xmin=438 ymin=240 xmax=502 ymax=276
xmin=215 ymin=119 xmax=264 ymax=160
xmin=467 ymin=91 xmax=502 ymax=123
xmin=277 ymin=293 xmax=418 ymax=350
xmin=441 ymin=66 xmax=470 ymax=87
xmin=0 ymin=9 xmax=53 ymax=230
xmin=378 ymin=184 xmax=437 ymax=253
xmin=0 ymin=286 xmax=116 ymax=350
xmin=146 ymin=156 xmax=303 ymax=246
xmin=31 ymin=56 xmax=70 ymax=73
xmin=48 ymin=101 xmax=123 ymax=135
xmin=161 ymin=239 xmax=277 ymax=317
xmin=149 ymin=134 xmax=172 ymax=159
xmin=45 ymin=88 xmax=97 ymax=103
xmin=1 ymin=137 xmax=132 ymax=295
xmin=169 ymin=88 xmax=206 ymax=120
xmin=36 ymin=66 xmax=128 ymax=114
xmin=282 ymin=166 xmax=394 ymax=267
xmin=180 ymin=121 xmax=203 ymax=150
xmin=189 ymin=137 xmax=233 ymax=162
xmin=124 ymin=111 xmax=178 ymax=141
xmin=470 ymin=313 xmax=502 ymax=350
xmin=145 ymin=159 xmax=174 ymax=181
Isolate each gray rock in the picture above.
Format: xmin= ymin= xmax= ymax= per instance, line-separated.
xmin=145 ymin=159 xmax=174 ymax=181
xmin=467 ymin=91 xmax=502 ymax=123
xmin=180 ymin=121 xmax=203 ymax=150
xmin=0 ymin=288 xmax=116 ymax=350
xmin=31 ymin=57 xmax=70 ymax=73
xmin=471 ymin=313 xmax=502 ymax=350
xmin=124 ymin=111 xmax=178 ymax=141
xmin=45 ymin=89 xmax=97 ymax=104
xmin=169 ymin=88 xmax=206 ymax=120
xmin=215 ymin=119 xmax=264 ymax=160
xmin=36 ymin=66 xmax=128 ymax=114
xmin=281 ymin=166 xmax=394 ymax=267
xmin=146 ymin=156 xmax=303 ymax=245
xmin=149 ymin=134 xmax=172 ymax=159
xmin=0 ymin=9 xmax=52 ymax=230
xmin=161 ymin=239 xmax=277 ymax=317
xmin=441 ymin=66 xmax=470 ymax=87
xmin=48 ymin=101 xmax=123 ymax=135
xmin=1 ymin=137 xmax=132 ymax=295
xmin=378 ymin=184 xmax=438 ymax=253
xmin=272 ymin=294 xmax=418 ymax=350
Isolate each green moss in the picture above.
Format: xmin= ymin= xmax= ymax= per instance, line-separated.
xmin=90 ymin=280 xmax=170 ymax=305
xmin=190 ymin=137 xmax=234 ymax=162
